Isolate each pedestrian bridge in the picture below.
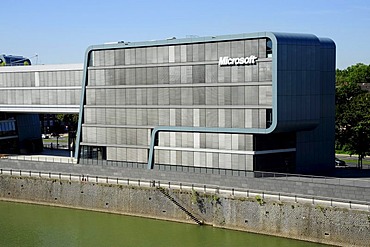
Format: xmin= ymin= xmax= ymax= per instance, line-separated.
xmin=0 ymin=64 xmax=83 ymax=113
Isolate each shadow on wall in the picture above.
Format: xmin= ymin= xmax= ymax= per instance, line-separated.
xmin=330 ymin=168 xmax=370 ymax=178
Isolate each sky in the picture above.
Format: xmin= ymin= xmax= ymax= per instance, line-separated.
xmin=1 ymin=0 xmax=369 ymax=69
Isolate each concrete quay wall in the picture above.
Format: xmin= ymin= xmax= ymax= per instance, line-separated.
xmin=1 ymin=159 xmax=370 ymax=202
xmin=0 ymin=175 xmax=369 ymax=247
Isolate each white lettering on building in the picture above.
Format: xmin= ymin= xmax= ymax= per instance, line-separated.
xmin=218 ymin=55 xmax=258 ymax=66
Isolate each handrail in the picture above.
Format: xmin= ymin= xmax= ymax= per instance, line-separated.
xmin=156 ymin=163 xmax=370 ymax=187
xmin=1 ymin=154 xmax=75 ymax=164
xmin=1 ymin=157 xmax=370 ymax=188
xmin=0 ymin=168 xmax=369 ymax=212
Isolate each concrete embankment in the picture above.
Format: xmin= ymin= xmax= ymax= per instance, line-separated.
xmin=2 ymin=159 xmax=370 ymax=202
xmin=0 ymin=175 xmax=369 ymax=246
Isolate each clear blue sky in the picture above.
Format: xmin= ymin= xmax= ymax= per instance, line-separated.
xmin=2 ymin=0 xmax=369 ymax=69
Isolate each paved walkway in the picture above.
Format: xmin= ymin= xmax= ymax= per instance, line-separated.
xmin=1 ymin=153 xmax=370 ymax=201
xmin=2 ymin=151 xmax=370 ymax=184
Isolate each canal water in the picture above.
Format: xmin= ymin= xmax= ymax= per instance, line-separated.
xmin=0 ymin=201 xmax=326 ymax=247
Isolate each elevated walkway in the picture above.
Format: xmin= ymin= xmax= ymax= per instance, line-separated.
xmin=0 ymin=64 xmax=83 ymax=114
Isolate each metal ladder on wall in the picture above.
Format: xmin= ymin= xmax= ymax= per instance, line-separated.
xmin=156 ymin=187 xmax=204 ymax=225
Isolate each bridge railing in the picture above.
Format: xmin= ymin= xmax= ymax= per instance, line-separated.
xmin=0 ymin=168 xmax=369 ymax=212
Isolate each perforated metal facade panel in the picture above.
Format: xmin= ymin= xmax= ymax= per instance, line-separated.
xmin=0 ymin=64 xmax=82 ymax=113
xmin=77 ymin=32 xmax=335 ymax=174
xmin=80 ymin=37 xmax=274 ymax=171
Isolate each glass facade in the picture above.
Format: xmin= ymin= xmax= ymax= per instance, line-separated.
xmin=0 ymin=119 xmax=18 ymax=154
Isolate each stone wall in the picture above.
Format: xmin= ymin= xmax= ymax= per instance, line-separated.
xmin=0 ymin=174 xmax=369 ymax=246
xmin=2 ymin=159 xmax=370 ymax=202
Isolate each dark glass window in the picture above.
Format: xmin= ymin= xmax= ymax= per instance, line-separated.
xmin=266 ymin=109 xmax=272 ymax=128
xmin=80 ymin=145 xmax=106 ymax=160
xmin=266 ymin=39 xmax=272 ymax=58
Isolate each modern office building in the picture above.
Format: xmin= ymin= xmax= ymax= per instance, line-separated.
xmin=76 ymin=32 xmax=336 ymax=174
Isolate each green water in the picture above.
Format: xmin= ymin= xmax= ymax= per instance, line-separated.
xmin=0 ymin=201 xmax=326 ymax=247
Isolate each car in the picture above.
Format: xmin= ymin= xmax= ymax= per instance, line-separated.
xmin=335 ymin=157 xmax=347 ymax=167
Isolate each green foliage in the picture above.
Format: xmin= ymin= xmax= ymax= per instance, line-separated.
xmin=335 ymin=149 xmax=351 ymax=155
xmin=336 ymin=64 xmax=370 ymax=167
xmin=255 ymin=195 xmax=265 ymax=206
xmin=55 ymin=114 xmax=79 ymax=131
xmin=211 ymin=194 xmax=220 ymax=204
xmin=336 ymin=63 xmax=370 ymax=84
xmin=191 ymin=189 xmax=199 ymax=204
xmin=315 ymin=205 xmax=326 ymax=213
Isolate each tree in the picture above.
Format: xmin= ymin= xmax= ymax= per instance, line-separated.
xmin=336 ymin=64 xmax=370 ymax=168
xmin=336 ymin=63 xmax=370 ymax=84
xmin=55 ymin=114 xmax=79 ymax=131
xmin=336 ymin=92 xmax=370 ymax=167
xmin=52 ymin=114 xmax=79 ymax=150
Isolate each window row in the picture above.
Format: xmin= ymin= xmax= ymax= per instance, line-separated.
xmin=85 ymin=86 xmax=272 ymax=106
xmin=37 ymin=70 xmax=83 ymax=87
xmin=91 ymin=39 xmax=268 ymax=67
xmin=0 ymin=89 xmax=80 ymax=105
xmin=83 ymin=108 xmax=271 ymax=129
xmin=157 ymin=132 xmax=254 ymax=151
xmin=0 ymin=72 xmax=34 ymax=87
xmin=0 ymin=70 xmax=82 ymax=87
xmin=82 ymin=126 xmax=255 ymax=151
xmin=100 ymin=145 xmax=254 ymax=170
xmin=154 ymin=149 xmax=253 ymax=170
xmin=87 ymin=63 xmax=272 ymax=86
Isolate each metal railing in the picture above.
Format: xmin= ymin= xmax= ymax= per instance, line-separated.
xmin=43 ymin=144 xmax=69 ymax=150
xmin=1 ymin=155 xmax=75 ymax=164
xmin=253 ymin=170 xmax=370 ymax=188
xmin=0 ymin=168 xmax=369 ymax=212
xmin=1 ymin=157 xmax=370 ymax=188
xmin=155 ymin=163 xmax=370 ymax=188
